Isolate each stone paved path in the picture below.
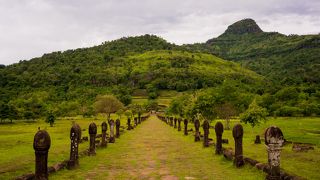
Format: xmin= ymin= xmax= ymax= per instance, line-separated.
xmin=52 ymin=115 xmax=264 ymax=180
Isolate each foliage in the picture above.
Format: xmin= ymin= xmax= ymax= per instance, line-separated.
xmin=94 ymin=95 xmax=124 ymax=119
xmin=46 ymin=114 xmax=55 ymax=127
xmin=240 ymin=99 xmax=268 ymax=127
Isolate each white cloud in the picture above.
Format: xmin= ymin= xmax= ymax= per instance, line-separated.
xmin=0 ymin=0 xmax=319 ymax=65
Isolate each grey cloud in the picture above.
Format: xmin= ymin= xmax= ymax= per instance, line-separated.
xmin=0 ymin=0 xmax=319 ymax=65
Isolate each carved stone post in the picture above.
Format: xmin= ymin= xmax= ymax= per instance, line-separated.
xmin=115 ymin=119 xmax=120 ymax=138
xmin=101 ymin=121 xmax=108 ymax=147
xmin=194 ymin=119 xmax=200 ymax=142
xmin=109 ymin=119 xmax=115 ymax=143
xmin=178 ymin=118 xmax=182 ymax=131
xmin=88 ymin=122 xmax=97 ymax=156
xmin=134 ymin=117 xmax=138 ymax=126
xmin=174 ymin=118 xmax=177 ymax=128
xmin=203 ymin=120 xmax=210 ymax=147
xmin=215 ymin=122 xmax=224 ymax=154
xmin=184 ymin=119 xmax=188 ymax=135
xmin=127 ymin=118 xmax=131 ymax=130
xmin=265 ymin=126 xmax=284 ymax=180
xmin=33 ymin=130 xmax=51 ymax=180
xmin=233 ymin=124 xmax=244 ymax=167
xmin=68 ymin=124 xmax=81 ymax=169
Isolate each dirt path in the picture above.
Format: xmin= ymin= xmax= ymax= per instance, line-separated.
xmin=52 ymin=115 xmax=264 ymax=180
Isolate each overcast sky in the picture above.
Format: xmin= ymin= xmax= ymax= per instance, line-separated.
xmin=0 ymin=0 xmax=319 ymax=65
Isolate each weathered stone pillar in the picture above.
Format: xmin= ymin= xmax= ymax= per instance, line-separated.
xmin=127 ymin=118 xmax=131 ymax=130
xmin=109 ymin=119 xmax=115 ymax=143
xmin=203 ymin=120 xmax=210 ymax=147
xmin=233 ymin=124 xmax=244 ymax=167
xmin=170 ymin=117 xmax=173 ymax=126
xmin=134 ymin=117 xmax=138 ymax=126
xmin=88 ymin=122 xmax=97 ymax=156
xmin=215 ymin=122 xmax=224 ymax=154
xmin=115 ymin=119 xmax=120 ymax=138
xmin=178 ymin=118 xmax=182 ymax=131
xmin=255 ymin=135 xmax=261 ymax=144
xmin=33 ymin=130 xmax=51 ymax=180
xmin=184 ymin=119 xmax=188 ymax=135
xmin=101 ymin=121 xmax=108 ymax=147
xmin=174 ymin=118 xmax=177 ymax=128
xmin=68 ymin=124 xmax=81 ymax=169
xmin=265 ymin=126 xmax=284 ymax=180
xmin=194 ymin=119 xmax=200 ymax=142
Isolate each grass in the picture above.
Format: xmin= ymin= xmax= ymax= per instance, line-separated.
xmin=50 ymin=115 xmax=265 ymax=179
xmin=186 ymin=117 xmax=320 ymax=180
xmin=0 ymin=116 xmax=318 ymax=179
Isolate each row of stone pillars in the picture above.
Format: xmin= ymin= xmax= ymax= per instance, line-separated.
xmin=31 ymin=114 xmax=151 ymax=180
xmin=157 ymin=115 xmax=285 ymax=180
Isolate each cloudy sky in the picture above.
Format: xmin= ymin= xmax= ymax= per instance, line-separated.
xmin=0 ymin=0 xmax=319 ymax=65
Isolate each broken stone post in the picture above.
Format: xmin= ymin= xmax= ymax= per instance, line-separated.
xmin=33 ymin=130 xmax=51 ymax=180
xmin=178 ymin=118 xmax=182 ymax=131
xmin=265 ymin=126 xmax=284 ymax=180
xmin=88 ymin=122 xmax=97 ymax=156
xmin=68 ymin=124 xmax=81 ymax=169
xmin=109 ymin=119 xmax=115 ymax=143
xmin=232 ymin=124 xmax=244 ymax=167
xmin=215 ymin=122 xmax=224 ymax=154
xmin=194 ymin=119 xmax=200 ymax=142
xmin=101 ymin=121 xmax=108 ymax=147
xmin=184 ymin=119 xmax=188 ymax=135
xmin=203 ymin=120 xmax=210 ymax=147
xmin=116 ymin=119 xmax=120 ymax=138
xmin=127 ymin=118 xmax=131 ymax=130
xmin=255 ymin=135 xmax=261 ymax=144
xmin=174 ymin=118 xmax=177 ymax=128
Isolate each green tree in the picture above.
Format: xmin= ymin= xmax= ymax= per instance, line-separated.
xmin=94 ymin=95 xmax=124 ymax=119
xmin=240 ymin=99 xmax=268 ymax=127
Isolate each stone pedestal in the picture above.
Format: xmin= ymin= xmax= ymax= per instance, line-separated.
xmin=109 ymin=120 xmax=115 ymax=143
xmin=88 ymin=123 xmax=97 ymax=156
xmin=178 ymin=118 xmax=182 ymax=131
xmin=203 ymin=120 xmax=210 ymax=147
xmin=184 ymin=119 xmax=188 ymax=135
xmin=215 ymin=122 xmax=224 ymax=154
xmin=116 ymin=119 xmax=120 ymax=138
xmin=101 ymin=121 xmax=108 ymax=147
xmin=194 ymin=119 xmax=200 ymax=142
xmin=68 ymin=124 xmax=81 ymax=169
xmin=233 ymin=124 xmax=244 ymax=167
xmin=33 ymin=130 xmax=51 ymax=180
xmin=265 ymin=126 xmax=284 ymax=180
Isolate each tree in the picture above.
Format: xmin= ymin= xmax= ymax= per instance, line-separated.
xmin=215 ymin=102 xmax=237 ymax=130
xmin=46 ymin=114 xmax=55 ymax=127
xmin=94 ymin=95 xmax=124 ymax=119
xmin=240 ymin=99 xmax=268 ymax=127
xmin=115 ymin=109 xmax=124 ymax=119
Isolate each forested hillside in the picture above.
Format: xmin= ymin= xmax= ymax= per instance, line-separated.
xmin=0 ymin=35 xmax=264 ymax=119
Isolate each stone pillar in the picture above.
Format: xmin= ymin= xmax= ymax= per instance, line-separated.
xmin=33 ymin=130 xmax=51 ymax=180
xmin=88 ymin=122 xmax=97 ymax=156
xmin=134 ymin=117 xmax=138 ymax=126
xmin=178 ymin=118 xmax=182 ymax=131
xmin=255 ymin=135 xmax=261 ymax=144
xmin=215 ymin=122 xmax=224 ymax=154
xmin=174 ymin=118 xmax=177 ymax=128
xmin=138 ymin=113 xmax=141 ymax=124
xmin=109 ymin=119 xmax=115 ymax=143
xmin=170 ymin=117 xmax=173 ymax=126
xmin=115 ymin=119 xmax=120 ymax=138
xmin=232 ymin=124 xmax=244 ymax=167
xmin=127 ymin=118 xmax=131 ymax=130
xmin=184 ymin=119 xmax=188 ymax=135
xmin=101 ymin=121 xmax=108 ymax=147
xmin=194 ymin=119 xmax=200 ymax=142
xmin=68 ymin=124 xmax=81 ymax=169
xmin=265 ymin=126 xmax=284 ymax=180
xmin=203 ymin=120 xmax=210 ymax=147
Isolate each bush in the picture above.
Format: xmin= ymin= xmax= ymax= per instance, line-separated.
xmin=275 ymin=106 xmax=303 ymax=116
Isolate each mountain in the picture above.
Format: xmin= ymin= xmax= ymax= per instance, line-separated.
xmin=0 ymin=35 xmax=265 ymax=119
xmin=184 ymin=18 xmax=320 ymax=85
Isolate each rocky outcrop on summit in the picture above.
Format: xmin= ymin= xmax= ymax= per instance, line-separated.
xmin=219 ymin=18 xmax=263 ymax=37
